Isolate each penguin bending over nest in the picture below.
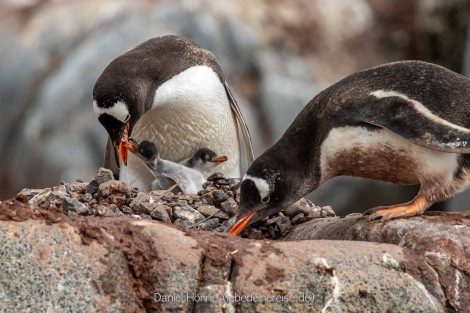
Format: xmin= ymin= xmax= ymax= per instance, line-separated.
xmin=93 ymin=35 xmax=254 ymax=192
xmin=228 ymin=60 xmax=470 ymax=235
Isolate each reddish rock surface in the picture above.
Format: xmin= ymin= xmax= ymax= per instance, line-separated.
xmin=0 ymin=196 xmax=458 ymax=313
xmin=286 ymin=212 xmax=470 ymax=312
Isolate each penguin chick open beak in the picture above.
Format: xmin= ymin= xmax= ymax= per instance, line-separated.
xmin=122 ymin=137 xmax=139 ymax=153
xmin=211 ymin=155 xmax=228 ymax=163
xmin=228 ymin=211 xmax=256 ymax=235
xmin=117 ymin=123 xmax=131 ymax=165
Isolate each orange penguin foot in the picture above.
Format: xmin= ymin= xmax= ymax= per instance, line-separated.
xmin=365 ymin=195 xmax=430 ymax=221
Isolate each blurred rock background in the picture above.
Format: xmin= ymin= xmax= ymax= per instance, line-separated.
xmin=1 ymin=0 xmax=470 ymax=215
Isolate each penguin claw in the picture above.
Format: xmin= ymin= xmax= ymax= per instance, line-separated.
xmin=365 ymin=195 xmax=429 ymax=221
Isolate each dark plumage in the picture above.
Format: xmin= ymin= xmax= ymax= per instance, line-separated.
xmin=228 ymin=60 xmax=470 ymax=235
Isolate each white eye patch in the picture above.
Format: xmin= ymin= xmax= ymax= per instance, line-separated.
xmin=93 ymin=100 xmax=130 ymax=123
xmin=243 ymin=174 xmax=271 ymax=200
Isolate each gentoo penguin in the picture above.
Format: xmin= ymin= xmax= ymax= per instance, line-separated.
xmin=228 ymin=60 xmax=470 ymax=235
xmin=92 ymin=35 xmax=254 ymax=191
xmin=179 ymin=148 xmax=228 ymax=178
xmin=125 ymin=139 xmax=226 ymax=194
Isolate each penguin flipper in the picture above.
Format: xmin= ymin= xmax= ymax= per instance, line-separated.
xmin=361 ymin=92 xmax=470 ymax=153
xmin=104 ymin=137 xmax=120 ymax=179
xmin=223 ymin=80 xmax=255 ymax=166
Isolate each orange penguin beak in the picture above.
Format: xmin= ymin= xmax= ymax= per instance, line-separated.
xmin=228 ymin=211 xmax=256 ymax=235
xmin=118 ymin=124 xmax=132 ymax=165
xmin=211 ymin=155 xmax=228 ymax=163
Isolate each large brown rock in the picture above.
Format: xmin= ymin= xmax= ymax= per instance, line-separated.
xmin=0 ymin=198 xmax=453 ymax=312
xmin=286 ymin=212 xmax=470 ymax=312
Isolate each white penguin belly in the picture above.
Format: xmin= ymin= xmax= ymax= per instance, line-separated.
xmin=120 ymin=65 xmax=241 ymax=192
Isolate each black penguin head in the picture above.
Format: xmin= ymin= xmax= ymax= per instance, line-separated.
xmin=138 ymin=140 xmax=158 ymax=161
xmin=228 ymin=166 xmax=288 ymax=235
xmin=195 ymin=148 xmax=217 ymax=163
xmin=194 ymin=148 xmax=228 ymax=163
xmin=125 ymin=139 xmax=159 ymax=174
xmin=93 ymin=96 xmax=132 ymax=147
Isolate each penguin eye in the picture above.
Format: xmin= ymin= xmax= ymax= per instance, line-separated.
xmin=261 ymin=196 xmax=270 ymax=203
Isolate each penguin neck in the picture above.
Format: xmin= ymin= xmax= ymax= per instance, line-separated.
xmin=269 ymin=106 xmax=323 ymax=197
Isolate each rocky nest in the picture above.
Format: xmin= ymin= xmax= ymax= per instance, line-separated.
xmin=16 ymin=167 xmax=335 ymax=240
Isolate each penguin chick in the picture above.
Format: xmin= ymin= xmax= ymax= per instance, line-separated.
xmin=228 ymin=60 xmax=470 ymax=235
xmin=179 ymin=148 xmax=228 ymax=178
xmin=126 ymin=139 xmax=212 ymax=194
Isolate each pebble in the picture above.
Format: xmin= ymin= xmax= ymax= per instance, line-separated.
xmin=174 ymin=219 xmax=193 ymax=229
xmin=150 ymin=205 xmax=171 ymax=223
xmin=94 ymin=205 xmax=115 ymax=217
xmin=195 ymin=218 xmax=220 ymax=231
xmin=207 ymin=172 xmax=225 ymax=181
xmin=62 ymin=197 xmax=89 ymax=215
xmin=173 ymin=205 xmax=205 ymax=224
xmin=16 ymin=188 xmax=45 ymax=201
xmin=85 ymin=180 xmax=99 ymax=194
xmin=212 ymin=190 xmax=229 ymax=204
xmin=291 ymin=213 xmax=305 ymax=224
xmin=197 ymin=205 xmax=229 ymax=219
xmin=94 ymin=167 xmax=115 ymax=185
xmin=219 ymin=198 xmax=238 ymax=216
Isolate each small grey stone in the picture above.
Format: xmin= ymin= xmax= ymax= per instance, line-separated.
xmin=84 ymin=193 xmax=93 ymax=202
xmin=169 ymin=200 xmax=188 ymax=207
xmin=197 ymin=205 xmax=229 ymax=219
xmin=212 ymin=190 xmax=229 ymax=204
xmin=321 ymin=205 xmax=336 ymax=217
xmin=129 ymin=192 xmax=149 ymax=209
xmin=219 ymin=198 xmax=238 ymax=216
xmin=94 ymin=205 xmax=115 ymax=217
xmin=176 ymin=194 xmax=194 ymax=203
xmin=85 ymin=180 xmax=99 ymax=194
xmin=283 ymin=198 xmax=320 ymax=217
xmin=213 ymin=225 xmax=228 ymax=232
xmin=62 ymin=197 xmax=90 ymax=215
xmin=207 ymin=172 xmax=225 ymax=181
xmin=228 ymin=178 xmax=241 ymax=189
xmin=65 ymin=182 xmax=88 ymax=196
xmin=266 ymin=215 xmax=281 ymax=226
xmin=291 ymin=213 xmax=306 ymax=224
xmin=202 ymin=181 xmax=215 ymax=189
xmin=276 ymin=216 xmax=292 ymax=237
xmin=173 ymin=206 xmax=205 ymax=223
xmin=150 ymin=205 xmax=171 ymax=223
xmin=16 ymin=188 xmax=44 ymax=201
xmin=215 ymin=179 xmax=230 ymax=185
xmin=95 ymin=167 xmax=115 ymax=185
xmin=196 ymin=218 xmax=220 ymax=231
xmin=138 ymin=202 xmax=155 ymax=215
xmin=98 ymin=180 xmax=132 ymax=198
xmin=200 ymin=192 xmax=214 ymax=205
xmin=174 ymin=219 xmax=193 ymax=229
xmin=120 ymin=205 xmax=132 ymax=214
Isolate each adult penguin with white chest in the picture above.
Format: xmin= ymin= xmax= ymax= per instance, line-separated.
xmin=93 ymin=35 xmax=254 ymax=191
xmin=228 ymin=60 xmax=470 ymax=235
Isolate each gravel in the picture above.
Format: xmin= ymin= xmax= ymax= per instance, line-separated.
xmin=16 ymin=167 xmax=336 ymax=240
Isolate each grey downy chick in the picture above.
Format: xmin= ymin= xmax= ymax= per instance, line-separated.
xmin=127 ymin=139 xmax=226 ymax=194
xmin=179 ymin=148 xmax=228 ymax=178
